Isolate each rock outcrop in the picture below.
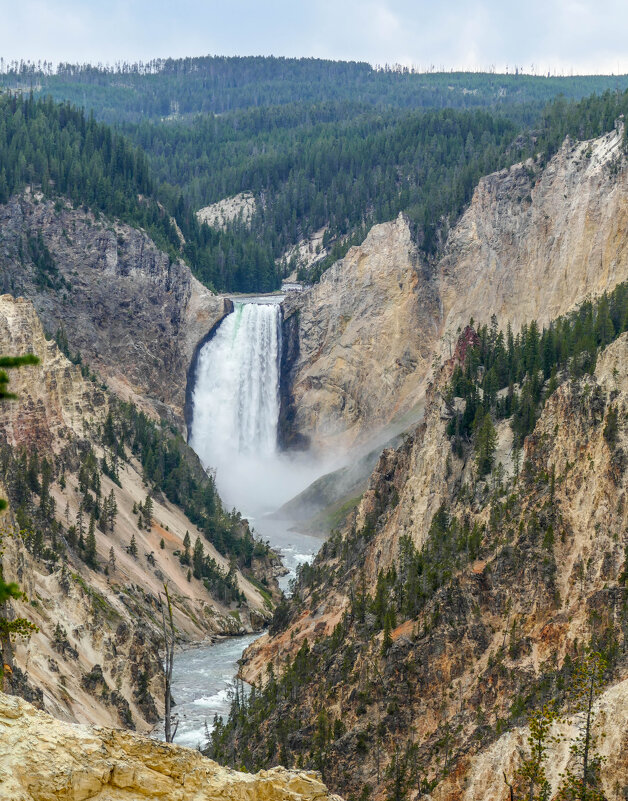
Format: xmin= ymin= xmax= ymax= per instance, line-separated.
xmin=0 ymin=192 xmax=229 ymax=429
xmin=280 ymin=214 xmax=438 ymax=451
xmin=0 ymin=692 xmax=343 ymax=801
xmin=282 ymin=126 xmax=628 ymax=451
xmin=196 ymin=192 xmax=256 ymax=229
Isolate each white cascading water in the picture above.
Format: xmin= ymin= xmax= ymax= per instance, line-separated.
xmin=190 ymin=301 xmax=281 ymax=464
xmin=190 ymin=299 xmax=325 ymax=518
xmin=172 ymin=299 xmax=334 ymax=746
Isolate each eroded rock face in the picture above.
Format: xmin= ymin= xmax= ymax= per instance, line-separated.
xmin=0 ymin=192 xmax=228 ymax=428
xmin=0 ymin=692 xmax=343 ymax=801
xmin=196 ymin=192 xmax=256 ymax=229
xmin=280 ymin=214 xmax=438 ymax=452
xmin=439 ymin=128 xmax=628 ymax=335
xmin=283 ymin=127 xmax=628 ymax=452
xmin=238 ymin=333 xmax=628 ymax=800
xmin=0 ymin=294 xmax=105 ymax=451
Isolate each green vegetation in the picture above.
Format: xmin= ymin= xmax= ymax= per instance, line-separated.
xmin=134 ymin=105 xmax=521 ymax=286
xmin=0 ymin=93 xmax=180 ymax=257
xmin=3 ymin=61 xmax=628 ymax=293
xmin=447 ymin=282 xmax=628 ymax=455
xmin=5 ymin=58 xmax=628 ymax=122
xmin=0 ymin=92 xmax=277 ymax=291
xmin=0 ymin=391 xmax=270 ymax=604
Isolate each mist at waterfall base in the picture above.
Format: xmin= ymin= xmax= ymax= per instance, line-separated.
xmin=189 ymin=299 xmax=335 ymax=525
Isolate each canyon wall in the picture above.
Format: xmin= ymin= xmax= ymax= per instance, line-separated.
xmin=282 ymin=126 xmax=628 ymax=452
xmin=0 ymin=192 xmax=229 ymax=428
xmin=237 ymin=331 xmax=628 ymax=800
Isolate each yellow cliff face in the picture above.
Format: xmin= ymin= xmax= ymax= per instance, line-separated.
xmin=0 ymin=692 xmax=344 ymax=801
xmin=281 ymin=213 xmax=438 ymax=453
xmin=283 ymin=127 xmax=628 ymax=453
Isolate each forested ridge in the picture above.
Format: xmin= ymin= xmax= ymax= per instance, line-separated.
xmin=4 ymin=56 xmax=628 ymax=121
xmin=2 ymin=59 xmax=628 ymax=292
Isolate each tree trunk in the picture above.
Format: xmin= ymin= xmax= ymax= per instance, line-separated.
xmin=160 ymin=583 xmax=178 ymax=743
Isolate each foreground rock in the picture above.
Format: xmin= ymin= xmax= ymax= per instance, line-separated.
xmin=0 ymin=692 xmax=343 ymax=801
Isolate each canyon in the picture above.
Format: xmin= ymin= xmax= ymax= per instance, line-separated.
xmin=2 ymin=122 xmax=628 ymax=801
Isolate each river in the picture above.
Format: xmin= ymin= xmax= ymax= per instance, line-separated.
xmin=156 ymin=521 xmax=321 ymax=750
xmin=158 ymin=296 xmax=326 ymax=749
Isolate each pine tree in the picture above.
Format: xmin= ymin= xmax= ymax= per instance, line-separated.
xmin=129 ymin=534 xmax=138 ymax=558
xmin=108 ymin=547 xmax=116 ymax=574
xmin=193 ymin=536 xmax=204 ymax=579
xmin=182 ymin=531 xmax=191 ymax=565
xmin=508 ymin=703 xmax=559 ymax=801
xmin=556 ymin=650 xmax=608 ymax=801
xmin=76 ymin=506 xmax=85 ymax=549
xmin=85 ymin=514 xmax=97 ymax=568
xmin=474 ymin=412 xmax=497 ymax=477
xmin=107 ymin=489 xmax=117 ymax=533
xmin=143 ymin=493 xmax=153 ymax=530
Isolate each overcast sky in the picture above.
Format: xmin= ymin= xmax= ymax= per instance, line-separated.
xmin=1 ymin=0 xmax=627 ymax=75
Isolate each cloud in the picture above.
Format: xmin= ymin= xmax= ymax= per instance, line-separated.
xmin=0 ymin=0 xmax=627 ymax=73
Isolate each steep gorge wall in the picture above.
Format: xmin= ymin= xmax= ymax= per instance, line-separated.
xmin=239 ymin=332 xmax=628 ymax=801
xmin=282 ymin=127 xmax=628 ymax=452
xmin=0 ymin=192 xmax=229 ymax=429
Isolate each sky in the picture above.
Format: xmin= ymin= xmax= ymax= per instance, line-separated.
xmin=1 ymin=0 xmax=627 ymax=75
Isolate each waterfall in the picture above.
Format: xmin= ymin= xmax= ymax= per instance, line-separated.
xmin=189 ymin=300 xmax=283 ymax=513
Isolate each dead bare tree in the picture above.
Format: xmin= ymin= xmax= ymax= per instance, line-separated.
xmin=160 ymin=582 xmax=178 ymax=743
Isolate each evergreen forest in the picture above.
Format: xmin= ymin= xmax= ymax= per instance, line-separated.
xmin=2 ymin=57 xmax=628 ymax=292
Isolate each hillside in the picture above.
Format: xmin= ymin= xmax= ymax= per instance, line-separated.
xmin=0 ymin=191 xmax=227 ymax=429
xmin=0 ymin=294 xmax=278 ymax=730
xmin=211 ymin=321 xmax=628 ymax=800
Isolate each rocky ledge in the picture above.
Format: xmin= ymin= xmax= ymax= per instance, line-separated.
xmin=0 ymin=692 xmax=343 ymax=801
